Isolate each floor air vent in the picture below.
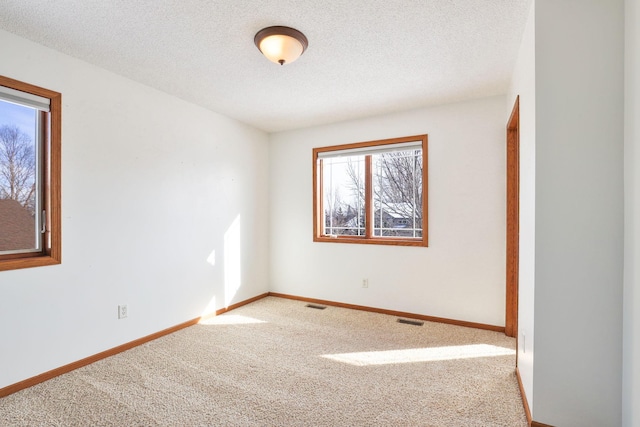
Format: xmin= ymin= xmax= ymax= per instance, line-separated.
xmin=306 ymin=304 xmax=327 ymax=310
xmin=397 ymin=318 xmax=424 ymax=326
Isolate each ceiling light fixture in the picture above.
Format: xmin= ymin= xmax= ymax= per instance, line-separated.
xmin=254 ymin=26 xmax=308 ymax=65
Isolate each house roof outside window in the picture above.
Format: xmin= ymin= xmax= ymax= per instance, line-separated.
xmin=0 ymin=199 xmax=34 ymax=251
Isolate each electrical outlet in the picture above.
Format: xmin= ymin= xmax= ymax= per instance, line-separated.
xmin=362 ymin=279 xmax=369 ymax=288
xmin=118 ymin=304 xmax=128 ymax=319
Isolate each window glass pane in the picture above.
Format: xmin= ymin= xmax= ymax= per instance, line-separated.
xmin=0 ymin=99 xmax=40 ymax=253
xmin=373 ymin=149 xmax=423 ymax=238
xmin=322 ymin=155 xmax=365 ymax=236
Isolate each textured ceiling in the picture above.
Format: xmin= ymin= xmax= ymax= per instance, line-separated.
xmin=0 ymin=1 xmax=531 ymax=133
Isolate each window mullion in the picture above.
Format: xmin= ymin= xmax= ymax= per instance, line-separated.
xmin=412 ymin=151 xmax=417 ymax=238
xmin=365 ymin=155 xmax=373 ymax=239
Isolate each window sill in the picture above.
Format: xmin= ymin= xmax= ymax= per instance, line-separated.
xmin=314 ymin=235 xmax=428 ymax=247
xmin=0 ymin=254 xmax=61 ymax=272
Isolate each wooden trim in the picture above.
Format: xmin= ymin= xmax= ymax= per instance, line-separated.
xmin=313 ymin=154 xmax=322 ymax=239
xmin=364 ymin=154 xmax=373 ymax=239
xmin=0 ymin=75 xmax=59 ymax=99
xmin=315 ymin=134 xmax=427 ymax=154
xmin=0 ymin=255 xmax=61 ymax=270
xmin=313 ymin=236 xmax=426 ymax=247
xmin=214 ymin=292 xmax=269 ymax=316
xmin=0 ymin=318 xmax=199 ymax=398
xmin=312 ymin=134 xmax=428 ymax=247
xmin=313 ymin=237 xmax=426 ymax=246
xmin=0 ymin=293 xmax=269 ymax=398
xmin=268 ymin=292 xmax=505 ymax=332
xmin=516 ymin=367 xmax=555 ymax=427
xmin=505 ymin=96 xmax=520 ymax=338
xmin=48 ymin=91 xmax=62 ymax=265
xmin=516 ymin=367 xmax=532 ymax=426
xmin=0 ymin=75 xmax=62 ymax=272
xmin=422 ymin=134 xmax=429 ymax=247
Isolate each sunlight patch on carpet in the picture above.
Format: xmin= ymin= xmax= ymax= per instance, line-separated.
xmin=199 ymin=314 xmax=266 ymax=325
xmin=322 ymin=344 xmax=515 ymax=366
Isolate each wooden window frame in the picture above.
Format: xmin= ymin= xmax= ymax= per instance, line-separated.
xmin=0 ymin=75 xmax=61 ymax=271
xmin=313 ymin=135 xmax=428 ymax=247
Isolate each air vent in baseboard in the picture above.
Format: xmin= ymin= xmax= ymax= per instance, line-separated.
xmin=306 ymin=304 xmax=327 ymax=310
xmin=397 ymin=318 xmax=424 ymax=326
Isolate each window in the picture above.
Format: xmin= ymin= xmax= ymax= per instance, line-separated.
xmin=313 ymin=135 xmax=427 ymax=246
xmin=0 ymin=75 xmax=61 ymax=271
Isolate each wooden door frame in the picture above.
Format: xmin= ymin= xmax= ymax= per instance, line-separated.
xmin=505 ymin=96 xmax=520 ymax=338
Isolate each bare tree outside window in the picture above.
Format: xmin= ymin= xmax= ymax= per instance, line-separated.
xmin=341 ymin=150 xmax=422 ymax=237
xmin=0 ymin=124 xmax=36 ymax=214
xmin=0 ymin=101 xmax=39 ymax=253
xmin=323 ymin=155 xmax=365 ymax=236
xmin=373 ymin=150 xmax=423 ymax=237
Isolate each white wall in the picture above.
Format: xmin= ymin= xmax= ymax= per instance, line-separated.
xmin=533 ymin=1 xmax=624 ymax=425
xmin=507 ymin=0 xmax=536 ymax=413
xmin=269 ymin=96 xmax=507 ymax=327
xmin=0 ymin=29 xmax=270 ymax=389
xmin=623 ymin=0 xmax=640 ymax=425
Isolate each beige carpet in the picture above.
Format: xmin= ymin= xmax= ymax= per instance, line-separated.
xmin=0 ymin=296 xmax=527 ymax=426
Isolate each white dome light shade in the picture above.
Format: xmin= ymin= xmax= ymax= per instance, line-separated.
xmin=254 ymin=26 xmax=308 ymax=65
xmin=259 ymin=35 xmax=304 ymax=65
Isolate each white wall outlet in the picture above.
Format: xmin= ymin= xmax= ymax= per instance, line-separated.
xmin=118 ymin=304 xmax=128 ymax=319
xmin=362 ymin=279 xmax=369 ymax=288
